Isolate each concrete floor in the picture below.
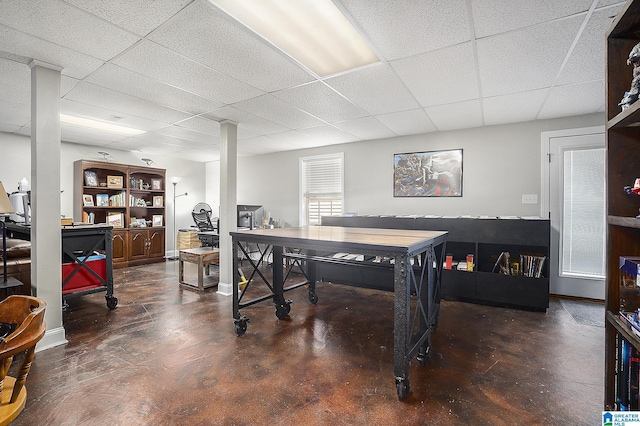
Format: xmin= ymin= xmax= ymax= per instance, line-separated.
xmin=13 ymin=261 xmax=603 ymax=425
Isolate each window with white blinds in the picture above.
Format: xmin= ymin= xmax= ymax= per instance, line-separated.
xmin=561 ymin=147 xmax=606 ymax=278
xmin=300 ymin=153 xmax=344 ymax=226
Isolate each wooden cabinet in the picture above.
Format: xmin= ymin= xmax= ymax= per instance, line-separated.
xmin=604 ymin=0 xmax=640 ymax=410
xmin=112 ymin=230 xmax=128 ymax=266
xmin=74 ymin=160 xmax=166 ymax=269
xmin=127 ymin=229 xmax=165 ymax=266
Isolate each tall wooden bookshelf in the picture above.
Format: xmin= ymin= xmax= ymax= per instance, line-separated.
xmin=605 ymin=0 xmax=640 ymax=410
xmin=73 ymin=160 xmax=166 ymax=269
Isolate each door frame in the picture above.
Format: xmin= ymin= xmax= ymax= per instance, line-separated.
xmin=541 ymin=125 xmax=605 ymax=299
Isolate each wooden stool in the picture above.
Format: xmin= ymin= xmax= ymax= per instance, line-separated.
xmin=178 ymin=247 xmax=220 ymax=291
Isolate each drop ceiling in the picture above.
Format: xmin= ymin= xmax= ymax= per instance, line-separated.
xmin=0 ymin=0 xmax=624 ymax=162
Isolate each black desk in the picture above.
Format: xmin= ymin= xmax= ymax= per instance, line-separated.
xmin=6 ymin=223 xmax=117 ymax=309
xmin=230 ymin=225 xmax=447 ymax=399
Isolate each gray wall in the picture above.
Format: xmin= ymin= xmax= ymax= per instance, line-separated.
xmin=2 ymin=112 xmax=605 ymax=239
xmin=1 ymin=133 xmax=206 ymax=254
xmin=206 ymin=113 xmax=605 ymax=227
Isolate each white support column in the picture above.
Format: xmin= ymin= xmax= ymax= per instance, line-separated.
xmin=29 ymin=60 xmax=67 ymax=350
xmin=217 ymin=120 xmax=238 ymax=296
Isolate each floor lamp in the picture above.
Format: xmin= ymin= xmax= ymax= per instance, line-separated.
xmin=170 ymin=177 xmax=187 ymax=260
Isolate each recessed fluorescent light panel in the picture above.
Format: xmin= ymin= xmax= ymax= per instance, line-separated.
xmin=60 ymin=114 xmax=146 ymax=136
xmin=208 ymin=0 xmax=379 ymax=77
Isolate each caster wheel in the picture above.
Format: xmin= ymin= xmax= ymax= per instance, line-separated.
xmin=275 ymin=302 xmax=291 ymax=319
xmin=396 ymin=379 xmax=409 ymax=399
xmin=106 ymin=296 xmax=118 ymax=310
xmin=308 ymin=291 xmax=318 ymax=304
xmin=234 ymin=317 xmax=249 ymax=336
xmin=417 ymin=345 xmax=431 ymax=366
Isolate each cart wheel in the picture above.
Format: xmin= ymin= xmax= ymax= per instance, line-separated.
xmin=417 ymin=345 xmax=430 ymax=366
xmin=275 ymin=301 xmax=291 ymax=319
xmin=396 ymin=379 xmax=409 ymax=399
xmin=234 ymin=317 xmax=249 ymax=336
xmin=308 ymin=291 xmax=318 ymax=304
xmin=106 ymin=296 xmax=118 ymax=310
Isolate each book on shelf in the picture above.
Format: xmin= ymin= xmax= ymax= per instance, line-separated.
xmin=82 ymin=211 xmax=95 ymax=224
xmin=520 ymin=254 xmax=546 ymax=278
xmin=617 ymin=336 xmax=640 ymax=411
xmin=108 ymin=191 xmax=126 ymax=207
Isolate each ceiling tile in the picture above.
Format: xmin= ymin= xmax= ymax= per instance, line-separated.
xmin=297 ymin=125 xmax=360 ymax=145
xmin=375 ymin=109 xmax=437 ymax=135
xmin=0 ymin=0 xmax=140 ymax=61
xmin=537 ymin=80 xmax=605 ymax=119
xmin=232 ymin=94 xmax=325 ymax=129
xmin=0 ymin=123 xmax=23 ymax=134
xmin=60 ymin=99 xmax=174 ymax=132
xmin=153 ymin=124 xmax=221 ymax=146
xmin=63 ymin=0 xmax=193 ymax=37
xmin=266 ymin=130 xmax=322 ymax=148
xmin=86 ymin=64 xmax=224 ymax=115
xmin=325 ymin=63 xmax=419 ymax=115
xmin=483 ymin=89 xmax=549 ymax=126
xmin=332 ymin=117 xmax=396 ymax=140
xmin=556 ymin=6 xmax=622 ymax=86
xmin=170 ymin=147 xmax=220 ymax=163
xmin=425 ymin=100 xmax=483 ymax=131
xmin=204 ymin=106 xmax=288 ymax=136
xmin=64 ymin=82 xmax=192 ymax=125
xmin=149 ymin=0 xmax=314 ymax=92
xmin=0 ymin=101 xmax=30 ymax=127
xmin=0 ymin=26 xmax=104 ymax=79
xmin=239 ymin=135 xmax=294 ymax=156
xmin=173 ymin=115 xmax=220 ymax=137
xmin=112 ymin=40 xmax=264 ymax=104
xmin=61 ymin=125 xmax=129 ymax=144
xmin=477 ymin=16 xmax=584 ymax=97
xmin=272 ymin=82 xmax=368 ymax=123
xmin=471 ymin=0 xmax=593 ymax=38
xmin=337 ymin=0 xmax=469 ymax=60
xmin=597 ymin=0 xmax=624 ymax=7
xmin=391 ymin=42 xmax=479 ymax=107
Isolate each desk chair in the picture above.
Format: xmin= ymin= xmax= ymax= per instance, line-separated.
xmin=191 ymin=203 xmax=218 ymax=247
xmin=0 ymin=295 xmax=46 ymax=425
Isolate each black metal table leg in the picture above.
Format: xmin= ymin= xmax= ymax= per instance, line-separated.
xmin=271 ymin=246 xmax=291 ymax=319
xmin=393 ymin=253 xmax=410 ymax=399
xmin=232 ymin=238 xmax=249 ymax=335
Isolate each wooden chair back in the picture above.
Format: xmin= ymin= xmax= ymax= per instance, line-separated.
xmin=0 ymin=295 xmax=46 ymax=425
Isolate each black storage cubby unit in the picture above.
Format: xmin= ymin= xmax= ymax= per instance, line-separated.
xmin=320 ymin=215 xmax=550 ymax=311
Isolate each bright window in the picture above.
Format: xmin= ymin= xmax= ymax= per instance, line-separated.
xmin=300 ymin=153 xmax=343 ymax=226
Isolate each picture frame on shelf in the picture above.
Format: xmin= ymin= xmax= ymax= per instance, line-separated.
xmin=96 ymin=194 xmax=109 ymax=207
xmin=107 ymin=211 xmax=124 ymax=228
xmin=82 ymin=194 xmax=94 ymax=206
xmin=152 ymin=215 xmax=163 ymax=227
xmin=151 ymin=179 xmax=162 ymax=190
xmin=84 ymin=170 xmax=98 ymax=187
xmin=107 ymin=175 xmax=124 ymax=189
xmin=153 ymin=196 xmax=163 ymax=207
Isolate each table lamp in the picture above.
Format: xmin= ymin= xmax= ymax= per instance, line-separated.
xmin=0 ymin=182 xmax=21 ymax=286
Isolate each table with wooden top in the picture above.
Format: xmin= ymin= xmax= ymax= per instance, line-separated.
xmin=229 ymin=225 xmax=447 ymax=399
xmin=179 ymin=247 xmax=220 ymax=291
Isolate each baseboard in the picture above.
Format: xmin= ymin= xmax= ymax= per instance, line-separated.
xmin=217 ymin=282 xmax=233 ymax=296
xmin=35 ymin=326 xmax=67 ymax=352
